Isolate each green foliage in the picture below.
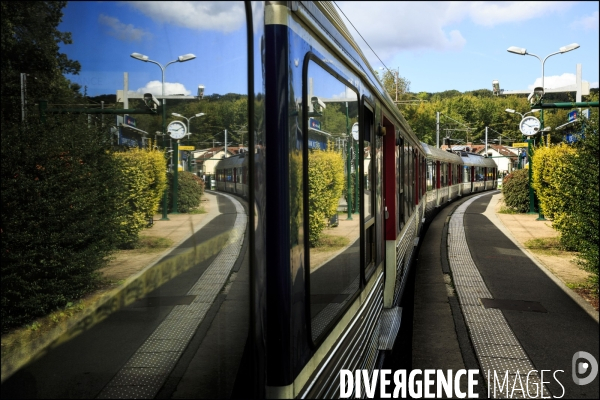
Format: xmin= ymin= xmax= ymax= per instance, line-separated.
xmin=112 ymin=149 xmax=167 ymax=248
xmin=502 ymin=169 xmax=531 ymax=213
xmin=1 ymin=1 xmax=82 ymax=121
xmin=166 ymin=171 xmax=205 ymax=213
xmin=308 ymin=147 xmax=345 ymax=246
xmin=376 ymin=69 xmax=410 ymax=101
xmin=1 ymin=116 xmax=121 ymax=333
xmin=533 ymin=114 xmax=599 ymax=284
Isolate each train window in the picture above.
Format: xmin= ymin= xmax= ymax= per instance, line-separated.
xmin=363 ymin=105 xmax=376 ymax=278
xmin=463 ymin=166 xmax=470 ymax=183
xmin=397 ymin=135 xmax=405 ymax=229
xmin=305 ymin=61 xmax=360 ymax=343
xmin=427 ymin=160 xmax=434 ymax=191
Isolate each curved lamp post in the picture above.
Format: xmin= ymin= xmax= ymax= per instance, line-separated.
xmin=506 ymin=43 xmax=579 ymax=219
xmin=131 ymin=52 xmax=196 ymax=216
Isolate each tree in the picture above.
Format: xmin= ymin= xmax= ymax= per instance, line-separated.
xmin=1 ymin=1 xmax=81 ymax=121
xmin=376 ymin=69 xmax=410 ymax=103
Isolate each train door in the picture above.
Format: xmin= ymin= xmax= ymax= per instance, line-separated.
xmin=383 ymin=116 xmax=398 ymax=241
xmin=398 ymin=136 xmax=405 ymax=229
xmin=383 ymin=116 xmax=398 ymax=307
xmin=436 ymin=160 xmax=441 ymax=206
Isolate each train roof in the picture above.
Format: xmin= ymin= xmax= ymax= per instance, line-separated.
xmin=215 ymin=153 xmax=247 ymax=169
xmin=459 ymin=152 xmax=498 ymax=168
xmin=296 ymin=2 xmax=422 ymax=149
xmin=421 ymin=142 xmax=462 ymax=163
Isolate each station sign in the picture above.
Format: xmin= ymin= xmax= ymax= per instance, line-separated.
xmin=567 ymin=110 xmax=578 ymax=122
xmin=309 ymin=117 xmax=321 ymax=130
xmin=179 ymin=145 xmax=195 ymax=150
xmin=124 ymin=115 xmax=137 ymax=127
xmin=512 ymin=142 xmax=529 ymax=148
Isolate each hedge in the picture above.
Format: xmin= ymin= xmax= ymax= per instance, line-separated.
xmin=502 ymin=169 xmax=532 ymax=213
xmin=165 ymin=171 xmax=205 ymax=213
xmin=1 ymin=116 xmax=122 ymax=333
xmin=532 ymin=114 xmax=598 ymax=284
xmin=308 ymin=147 xmax=344 ymax=246
xmin=112 ymin=148 xmax=167 ymax=248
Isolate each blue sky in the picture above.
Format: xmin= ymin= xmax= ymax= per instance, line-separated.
xmin=336 ymin=1 xmax=599 ymax=93
xmin=59 ymin=2 xmax=599 ymax=97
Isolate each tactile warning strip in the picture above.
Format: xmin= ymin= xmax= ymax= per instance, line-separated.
xmin=97 ymin=193 xmax=247 ymax=399
xmin=447 ymin=194 xmax=551 ymax=398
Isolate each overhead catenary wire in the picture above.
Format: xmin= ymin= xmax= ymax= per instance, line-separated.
xmin=332 ymin=2 xmax=392 ymax=75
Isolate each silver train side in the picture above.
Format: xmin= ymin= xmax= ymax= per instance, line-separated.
xmin=224 ymin=2 xmax=497 ymax=398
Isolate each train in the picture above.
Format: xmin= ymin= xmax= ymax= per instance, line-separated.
xmin=214 ymin=2 xmax=498 ymax=398
xmin=6 ymin=1 xmax=500 ymax=398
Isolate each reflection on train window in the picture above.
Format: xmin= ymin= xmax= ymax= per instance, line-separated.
xmin=463 ymin=166 xmax=470 ymax=183
xmin=306 ymin=61 xmax=359 ymax=343
xmin=397 ymin=134 xmax=404 ymax=229
xmin=363 ymin=106 xmax=375 ymax=277
xmin=427 ymin=160 xmax=434 ymax=191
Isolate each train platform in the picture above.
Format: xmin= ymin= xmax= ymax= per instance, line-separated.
xmin=412 ymin=191 xmax=599 ymax=399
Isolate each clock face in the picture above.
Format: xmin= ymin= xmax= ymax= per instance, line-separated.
xmin=519 ymin=116 xmax=541 ymax=136
xmin=168 ymin=121 xmax=187 ymax=139
xmin=351 ymin=122 xmax=359 ymax=141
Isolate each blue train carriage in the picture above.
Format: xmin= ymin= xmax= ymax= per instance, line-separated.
xmin=263 ymin=2 xmax=427 ymax=397
xmin=459 ymin=151 xmax=498 ymax=193
xmin=215 ymin=152 xmax=249 ymax=198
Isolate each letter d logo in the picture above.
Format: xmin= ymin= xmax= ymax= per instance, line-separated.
xmin=572 ymin=351 xmax=598 ymax=385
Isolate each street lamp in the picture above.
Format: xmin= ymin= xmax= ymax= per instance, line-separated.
xmin=172 ymin=112 xmax=205 ymax=171
xmin=506 ymin=43 xmax=579 ymax=127
xmin=505 ymin=44 xmax=580 ymax=219
xmin=131 ymin=52 xmax=196 ymax=216
xmin=505 ymin=108 xmax=540 ymax=119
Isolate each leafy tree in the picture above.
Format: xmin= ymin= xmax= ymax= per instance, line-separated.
xmin=376 ymin=69 xmax=410 ymax=103
xmin=1 ymin=1 xmax=82 ymax=121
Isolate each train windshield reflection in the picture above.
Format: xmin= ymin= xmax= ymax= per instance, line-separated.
xmin=2 ymin=2 xmax=252 ymax=398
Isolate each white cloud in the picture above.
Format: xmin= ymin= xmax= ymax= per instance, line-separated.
xmin=135 ymin=81 xmax=191 ymax=96
xmin=571 ymin=10 xmax=599 ymax=31
xmin=335 ymin=2 xmax=573 ymax=61
xmin=464 ymin=2 xmax=572 ymax=27
xmin=99 ymin=14 xmax=151 ymax=42
xmin=127 ymin=1 xmax=245 ymax=33
xmin=591 ymin=81 xmax=599 ymax=89
xmin=528 ymin=73 xmax=576 ymax=90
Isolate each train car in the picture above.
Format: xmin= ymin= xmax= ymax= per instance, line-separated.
xmin=459 ymin=151 xmax=498 ymax=194
xmin=255 ymin=2 xmax=436 ymax=397
xmin=222 ymin=3 xmax=500 ymax=398
xmin=215 ymin=153 xmax=249 ymax=198
xmin=422 ymin=143 xmax=463 ymax=219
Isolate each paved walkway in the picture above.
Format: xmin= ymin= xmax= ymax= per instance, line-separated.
xmin=413 ymin=191 xmax=599 ymax=399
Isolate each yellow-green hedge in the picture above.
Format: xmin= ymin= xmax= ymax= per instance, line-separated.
xmin=532 ymin=114 xmax=599 ymax=284
xmin=308 ymin=147 xmax=344 ymax=246
xmin=112 ymin=148 xmax=167 ymax=247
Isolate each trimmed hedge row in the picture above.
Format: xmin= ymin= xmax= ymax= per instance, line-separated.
xmin=308 ymin=147 xmax=345 ymax=246
xmin=112 ymin=149 xmax=167 ymax=248
xmin=502 ymin=169 xmax=532 ymax=214
xmin=165 ymin=171 xmax=205 ymax=213
xmin=532 ymin=114 xmax=598 ymax=284
xmin=1 ymin=116 xmax=169 ymax=333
